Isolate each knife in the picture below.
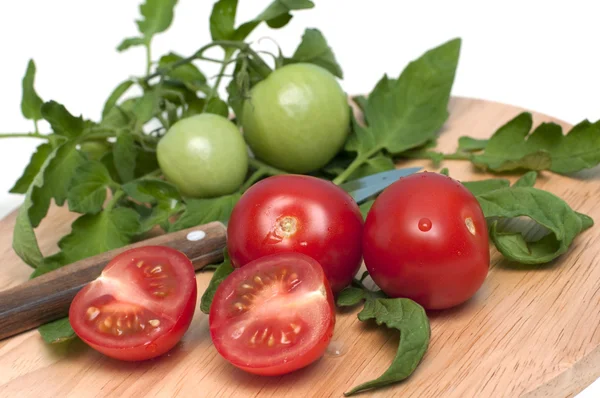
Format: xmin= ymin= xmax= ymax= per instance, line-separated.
xmin=0 ymin=167 xmax=421 ymax=341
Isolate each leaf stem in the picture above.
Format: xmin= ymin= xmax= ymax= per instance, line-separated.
xmin=203 ymin=51 xmax=234 ymax=112
xmin=106 ymin=190 xmax=125 ymax=211
xmin=33 ymin=120 xmax=40 ymax=134
xmin=145 ymin=40 xmax=152 ymax=76
xmin=248 ymin=157 xmax=286 ymax=177
xmin=332 ymin=147 xmax=381 ymax=185
xmin=401 ymin=151 xmax=472 ymax=161
xmin=0 ymin=133 xmax=48 ymax=140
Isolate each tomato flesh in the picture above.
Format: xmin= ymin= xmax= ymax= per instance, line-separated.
xmin=227 ymin=174 xmax=364 ymax=293
xmin=69 ymin=246 xmax=197 ymax=361
xmin=210 ymin=252 xmax=335 ymax=376
xmin=363 ymin=172 xmax=490 ymax=310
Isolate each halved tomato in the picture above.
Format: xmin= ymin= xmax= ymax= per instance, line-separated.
xmin=209 ymin=252 xmax=335 ymax=376
xmin=69 ymin=246 xmax=197 ymax=361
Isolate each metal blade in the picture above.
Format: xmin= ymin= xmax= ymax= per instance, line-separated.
xmin=340 ymin=167 xmax=422 ymax=203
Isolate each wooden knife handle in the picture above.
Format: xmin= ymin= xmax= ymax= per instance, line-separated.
xmin=0 ymin=221 xmax=227 ymax=341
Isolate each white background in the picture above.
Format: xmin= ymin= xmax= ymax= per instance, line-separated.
xmin=0 ymin=1 xmax=598 ymax=395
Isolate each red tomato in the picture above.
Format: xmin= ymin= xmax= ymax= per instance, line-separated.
xmin=69 ymin=246 xmax=197 ymax=361
xmin=209 ymin=252 xmax=335 ymax=376
xmin=363 ymin=172 xmax=489 ymax=310
xmin=227 ymin=174 xmax=363 ymax=293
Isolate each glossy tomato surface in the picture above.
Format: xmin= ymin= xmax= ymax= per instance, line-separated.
xmin=157 ymin=113 xmax=248 ymax=198
xmin=69 ymin=246 xmax=197 ymax=361
xmin=227 ymin=174 xmax=363 ymax=293
xmin=242 ymin=63 xmax=350 ymax=173
xmin=209 ymin=252 xmax=335 ymax=376
xmin=363 ymin=172 xmax=490 ymax=310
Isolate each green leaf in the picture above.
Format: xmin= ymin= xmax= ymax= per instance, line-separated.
xmin=336 ymin=286 xmax=367 ymax=307
xmin=9 ymin=143 xmax=53 ymax=194
xmin=102 ymin=80 xmax=134 ymax=118
xmin=169 ymin=193 xmax=240 ymax=232
xmin=232 ymin=0 xmax=314 ymax=42
xmin=134 ymin=148 xmax=160 ymax=178
xmin=477 ymin=186 xmax=590 ymax=264
xmin=205 ymin=97 xmax=229 ymax=118
xmin=136 ymin=0 xmax=178 ymax=40
xmin=345 ymin=38 xmax=460 ymax=160
xmin=41 ymin=101 xmax=85 ymax=138
xmin=462 ymin=178 xmax=510 ymax=197
xmin=133 ymin=91 xmax=159 ymax=127
xmin=210 ymin=0 xmax=237 ymax=41
xmin=12 ymin=142 xmax=85 ymax=267
xmin=100 ymin=98 xmax=136 ymax=130
xmin=50 ymin=207 xmax=140 ymax=266
xmin=21 ymin=59 xmax=44 ymax=121
xmin=439 ymin=167 xmax=449 ymax=176
xmin=345 ymin=298 xmax=430 ymax=396
xmin=470 ymin=113 xmax=600 ymax=174
xmin=67 ymin=161 xmax=114 ymax=214
xmin=359 ymin=199 xmax=374 ymax=220
xmin=158 ymin=53 xmax=207 ymax=91
xmin=122 ymin=178 xmax=181 ymax=204
xmin=577 ymin=212 xmax=594 ymax=231
xmin=200 ymin=249 xmax=234 ymax=314
xmin=513 ymin=171 xmax=537 ymax=187
xmin=116 ymin=37 xmax=145 ymax=52
xmin=38 ymin=318 xmax=76 ymax=344
xmin=284 ymin=28 xmax=343 ymax=78
xmin=458 ymin=136 xmax=488 ymax=152
xmin=113 ymin=134 xmax=137 ymax=183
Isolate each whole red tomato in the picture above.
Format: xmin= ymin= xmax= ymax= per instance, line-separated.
xmin=363 ymin=172 xmax=489 ymax=310
xmin=227 ymin=174 xmax=364 ymax=293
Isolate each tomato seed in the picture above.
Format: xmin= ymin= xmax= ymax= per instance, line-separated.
xmin=465 ymin=217 xmax=476 ymax=235
xmin=150 ymin=265 xmax=163 ymax=274
xmin=253 ymin=276 xmax=264 ymax=286
xmin=281 ymin=332 xmax=291 ymax=344
xmin=250 ymin=331 xmax=258 ymax=345
xmin=241 ymin=284 xmax=254 ymax=290
xmin=86 ymin=307 xmax=100 ymax=321
xmin=148 ymin=319 xmax=160 ymax=327
xmin=268 ymin=334 xmax=275 ymax=347
xmin=290 ymin=323 xmax=301 ymax=334
xmin=136 ymin=260 xmax=144 ymax=268
xmin=104 ymin=317 xmax=113 ymax=328
xmin=234 ymin=302 xmax=246 ymax=311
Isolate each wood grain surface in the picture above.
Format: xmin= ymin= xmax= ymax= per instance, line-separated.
xmin=0 ymin=97 xmax=599 ymax=398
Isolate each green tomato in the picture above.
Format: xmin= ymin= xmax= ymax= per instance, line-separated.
xmin=80 ymin=140 xmax=112 ymax=160
xmin=157 ymin=113 xmax=248 ymax=198
xmin=242 ymin=63 xmax=350 ymax=173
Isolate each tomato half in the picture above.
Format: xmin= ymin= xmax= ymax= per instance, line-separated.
xmin=210 ymin=252 xmax=335 ymax=376
xmin=69 ymin=246 xmax=197 ymax=361
xmin=363 ymin=172 xmax=490 ymax=310
xmin=227 ymin=174 xmax=364 ymax=293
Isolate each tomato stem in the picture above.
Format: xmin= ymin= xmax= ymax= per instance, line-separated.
xmin=145 ymin=40 xmax=152 ymax=76
xmin=332 ymin=147 xmax=382 ymax=185
xmin=248 ymin=157 xmax=287 ymax=177
xmin=203 ymin=51 xmax=234 ymax=112
xmin=0 ymin=133 xmax=49 ymax=140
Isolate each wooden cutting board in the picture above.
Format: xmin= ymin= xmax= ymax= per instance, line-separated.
xmin=0 ymin=97 xmax=599 ymax=398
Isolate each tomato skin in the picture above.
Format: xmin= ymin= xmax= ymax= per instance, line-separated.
xmin=69 ymin=246 xmax=197 ymax=361
xmin=227 ymin=174 xmax=363 ymax=293
xmin=363 ymin=172 xmax=490 ymax=310
xmin=242 ymin=63 xmax=350 ymax=173
xmin=209 ymin=252 xmax=335 ymax=376
xmin=157 ymin=113 xmax=248 ymax=198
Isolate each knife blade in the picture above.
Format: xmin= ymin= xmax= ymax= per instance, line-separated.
xmin=0 ymin=167 xmax=422 ymax=341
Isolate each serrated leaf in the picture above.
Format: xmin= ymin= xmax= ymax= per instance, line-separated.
xmin=114 ymin=134 xmax=137 ymax=183
xmin=133 ymin=91 xmax=159 ymax=127
xmin=470 ymin=113 xmax=600 ymax=174
xmin=100 ymin=98 xmax=136 ymax=130
xmin=458 ymin=136 xmax=488 ymax=152
xmin=122 ymin=179 xmax=181 ymax=204
xmin=285 ymin=28 xmax=343 ymax=78
xmin=102 ymin=80 xmax=134 ymax=117
xmin=462 ymin=178 xmax=510 ymax=197
xmin=21 ymin=59 xmax=44 ymax=121
xmin=50 ymin=207 xmax=140 ymax=266
xmin=41 ymin=101 xmax=85 ymax=138
xmin=232 ymin=0 xmax=314 ymax=42
xmin=346 ymin=298 xmax=430 ymax=396
xmin=346 ymin=39 xmax=460 ymax=160
xmin=12 ymin=142 xmax=85 ymax=267
xmin=513 ymin=171 xmax=537 ymax=187
xmin=200 ymin=249 xmax=234 ymax=314
xmin=477 ymin=186 xmax=590 ymax=264
xmin=205 ymin=97 xmax=229 ymax=117
xmin=136 ymin=0 xmax=178 ymax=40
xmin=9 ymin=143 xmax=53 ymax=194
xmin=67 ymin=161 xmax=114 ymax=214
xmin=116 ymin=37 xmax=145 ymax=52
xmin=159 ymin=53 xmax=207 ymax=91
xmin=169 ymin=193 xmax=240 ymax=232
xmin=336 ymin=287 xmax=367 ymax=307
xmin=38 ymin=318 xmax=76 ymax=344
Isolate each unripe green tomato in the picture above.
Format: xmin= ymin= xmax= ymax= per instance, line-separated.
xmin=242 ymin=63 xmax=350 ymax=173
xmin=80 ymin=140 xmax=112 ymax=160
xmin=157 ymin=113 xmax=248 ymax=198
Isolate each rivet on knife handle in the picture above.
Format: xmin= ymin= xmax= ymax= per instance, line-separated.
xmin=0 ymin=221 xmax=227 ymax=341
